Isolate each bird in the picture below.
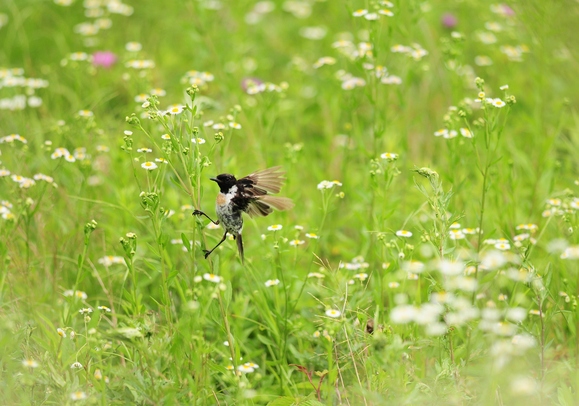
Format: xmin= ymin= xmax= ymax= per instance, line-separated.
xmin=193 ymin=166 xmax=293 ymax=263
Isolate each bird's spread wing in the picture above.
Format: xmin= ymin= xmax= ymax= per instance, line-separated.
xmin=235 ymin=167 xmax=294 ymax=217
xmin=243 ymin=166 xmax=286 ymax=194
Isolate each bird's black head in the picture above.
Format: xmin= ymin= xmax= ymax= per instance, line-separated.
xmin=210 ymin=173 xmax=237 ymax=193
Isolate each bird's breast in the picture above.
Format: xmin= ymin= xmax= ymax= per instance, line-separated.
xmin=216 ymin=193 xmax=227 ymax=206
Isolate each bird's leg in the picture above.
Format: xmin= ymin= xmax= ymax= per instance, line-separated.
xmin=193 ymin=210 xmax=219 ymax=225
xmin=202 ymin=231 xmax=228 ymax=259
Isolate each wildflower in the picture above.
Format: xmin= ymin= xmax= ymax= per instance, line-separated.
xmin=57 ymin=328 xmax=67 ymax=338
xmin=125 ymin=59 xmax=155 ymax=69
xmin=289 ymin=239 xmax=305 ymax=246
xmin=78 ymin=308 xmax=93 ymax=315
xmin=495 ymin=241 xmax=511 ymax=251
xmin=317 ymin=180 xmax=340 ymax=189
xmin=70 ymin=391 xmax=88 ymax=401
xmin=364 ymin=12 xmax=379 ymax=20
xmin=402 ymin=261 xmax=425 ymax=273
xmin=341 ymin=77 xmax=366 ymax=90
xmin=441 ymin=12 xmax=457 ymax=28
xmin=267 ymin=224 xmax=283 ymax=231
xmin=64 ymin=290 xmax=88 ymax=299
xmin=92 ymin=51 xmax=117 ymax=68
xmin=203 ymin=273 xmax=221 ymax=283
xmin=150 ymin=88 xmax=166 ymax=96
xmin=390 ymin=305 xmax=417 ymax=324
xmin=70 ymin=362 xmax=83 ymax=369
xmin=460 ymin=128 xmax=473 ymax=138
xmin=94 ymin=369 xmax=103 ymax=380
xmin=238 ymin=364 xmax=256 ymax=373
xmin=312 ymin=56 xmax=336 ymax=69
xmin=125 ymin=41 xmax=142 ymax=52
xmin=0 ymin=169 xmax=10 ymax=177
xmin=438 ymin=260 xmax=464 ymax=276
xmin=69 ymin=52 xmax=89 ymax=61
xmin=388 ymin=282 xmax=400 ymax=288
xmin=141 ymin=161 xmax=158 ymax=170
xmin=379 ymin=9 xmax=394 ymax=17
xmin=380 ymin=152 xmax=399 ymax=161
xmin=155 ymin=158 xmax=168 ymax=164
xmin=449 ymin=229 xmax=465 ymax=240
xmin=325 ymin=309 xmax=341 ymax=318
xmin=514 ymin=233 xmax=530 ymax=242
xmin=33 ymin=173 xmax=54 ymax=183
xmin=166 ymin=104 xmax=184 ymax=115
xmin=192 ymin=137 xmax=206 ymax=144
xmin=492 ymin=98 xmax=506 ymax=108
xmin=462 ymin=227 xmax=479 ymax=234
xmin=352 ymin=9 xmax=368 ymax=17
xmin=97 ymin=255 xmax=124 ymax=266
xmin=475 ymin=56 xmax=493 ymax=66
xmin=98 ymin=305 xmax=112 ymax=312
xmin=512 ymin=334 xmax=536 ymax=350
xmin=396 ymin=230 xmax=412 ymax=238
xmin=265 ymin=279 xmax=280 ymax=287
xmin=444 ymin=130 xmax=458 ymax=139
xmin=229 ymin=122 xmax=242 ymax=129
xmin=480 ymin=250 xmax=507 ymax=270
xmin=305 ymin=233 xmax=319 ymax=239
xmin=381 ymin=75 xmax=402 ymax=85
xmin=64 ymin=153 xmax=76 ymax=163
xmin=161 ymin=134 xmax=171 ymax=140
xmin=434 ymin=129 xmax=448 ymax=137
xmin=78 ymin=110 xmax=94 ymax=117
xmin=561 ymin=246 xmax=579 ymax=260
xmin=137 ymin=148 xmax=152 ymax=153
xmin=353 ymin=273 xmax=368 ymax=281
xmin=307 ymin=272 xmax=325 ymax=278
xmin=506 ymin=307 xmax=527 ymax=322
xmin=22 ymin=359 xmax=39 ymax=368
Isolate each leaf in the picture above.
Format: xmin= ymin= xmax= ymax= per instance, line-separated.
xmin=557 ymin=384 xmax=575 ymax=406
xmin=257 ymin=334 xmax=276 ymax=347
xmin=167 ymin=268 xmax=180 ymax=284
xmin=181 ymin=233 xmax=191 ymax=252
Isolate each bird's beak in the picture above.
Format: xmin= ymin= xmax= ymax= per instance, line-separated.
xmin=210 ymin=177 xmax=218 ymax=183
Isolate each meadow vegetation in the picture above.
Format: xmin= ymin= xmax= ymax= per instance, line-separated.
xmin=1 ymin=0 xmax=579 ymax=404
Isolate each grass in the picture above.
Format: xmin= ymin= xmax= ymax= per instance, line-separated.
xmin=1 ymin=0 xmax=579 ymax=404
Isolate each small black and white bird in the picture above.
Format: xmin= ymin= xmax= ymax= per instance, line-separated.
xmin=193 ymin=167 xmax=293 ymax=263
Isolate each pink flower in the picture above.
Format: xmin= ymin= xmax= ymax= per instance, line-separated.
xmin=441 ymin=13 xmax=457 ymax=29
xmin=92 ymin=51 xmax=117 ymax=68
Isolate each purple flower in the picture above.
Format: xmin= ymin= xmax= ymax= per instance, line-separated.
xmin=92 ymin=51 xmax=117 ymax=68
xmin=441 ymin=13 xmax=457 ymax=29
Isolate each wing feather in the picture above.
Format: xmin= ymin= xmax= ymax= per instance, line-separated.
xmin=238 ymin=167 xmax=293 ymax=217
xmin=243 ymin=166 xmax=286 ymax=193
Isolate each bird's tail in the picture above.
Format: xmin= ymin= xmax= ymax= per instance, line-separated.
xmin=236 ymin=233 xmax=244 ymax=264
